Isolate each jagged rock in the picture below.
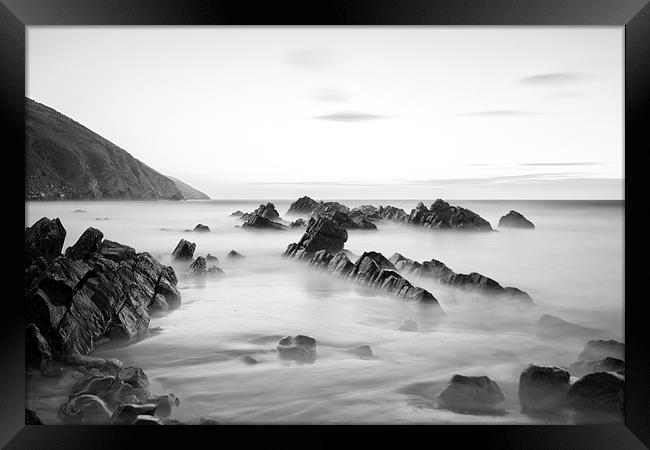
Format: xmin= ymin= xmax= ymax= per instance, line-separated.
xmin=518 ymin=364 xmax=571 ymax=413
xmin=230 ymin=210 xmax=244 ymax=217
xmin=118 ymin=367 xmax=150 ymax=389
xmin=227 ymin=250 xmax=244 ymax=259
xmin=110 ymin=403 xmax=158 ymax=425
xmin=408 ymin=199 xmax=493 ymax=231
xmin=349 ymin=345 xmax=373 ymax=358
xmin=206 ymin=254 xmax=218 ymax=263
xmin=41 ymin=360 xmax=64 ymax=377
xmin=65 ymin=354 xmax=123 ymax=375
xmin=64 ymin=227 xmax=104 ymax=260
xmin=324 ymin=210 xmax=377 ymax=230
xmin=189 ymin=256 xmax=207 ymax=274
xmin=171 ymin=239 xmax=196 ymax=260
xmin=193 ymin=224 xmax=210 ymax=232
xmin=197 ymin=417 xmax=221 ymax=425
xmin=290 ymin=218 xmax=307 ymax=228
xmin=133 ymin=415 xmax=162 ymax=425
xmin=284 ymin=215 xmax=348 ymax=259
xmin=277 ymin=335 xmax=317 ymax=361
xmin=252 ymin=202 xmax=282 ymax=221
xmin=569 ymin=357 xmax=625 ymax=378
xmin=25 ymin=408 xmax=43 ymax=424
xmin=567 ymin=371 xmax=624 ymax=415
xmin=398 ymin=320 xmax=418 ymax=331
xmin=578 ymin=340 xmax=624 ymax=361
xmin=99 ymin=240 xmax=137 ymax=262
xmin=327 ymin=252 xmax=355 ymax=276
xmin=208 ymin=265 xmax=225 ymax=275
xmin=378 ymin=205 xmax=408 ymax=222
xmin=310 ymin=250 xmax=334 ymax=268
xmin=242 ymin=215 xmax=287 ymax=230
xmin=25 ymin=323 xmax=51 ymax=370
xmin=314 ymin=201 xmax=350 ymax=216
xmin=437 ymin=375 xmax=506 ymax=414
xmin=58 ymin=394 xmax=111 ymax=425
xmin=498 ymin=210 xmax=535 ymax=229
xmin=351 ymin=205 xmax=380 ymax=218
xmin=287 ymin=196 xmax=320 ymax=215
xmin=25 ymin=217 xmax=66 ymax=263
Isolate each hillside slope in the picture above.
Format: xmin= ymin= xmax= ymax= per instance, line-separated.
xmin=167 ymin=176 xmax=210 ymax=200
xmin=25 ymin=98 xmax=202 ymax=200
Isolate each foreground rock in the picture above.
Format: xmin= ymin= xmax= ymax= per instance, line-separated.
xmin=25 ymin=323 xmax=52 ymax=371
xmin=25 ymin=217 xmax=66 ymax=264
xmin=25 ymin=218 xmax=181 ymax=359
xmin=287 ymin=196 xmax=320 ymax=215
xmin=277 ymin=335 xmax=317 ymax=362
xmin=437 ymin=375 xmax=506 ymax=414
xmin=171 ymin=239 xmax=196 ymax=260
xmin=390 ymin=253 xmax=532 ymax=303
xmin=567 ymin=371 xmax=624 ymax=417
xmin=241 ymin=214 xmax=287 ymax=230
xmin=64 ymin=227 xmax=104 ymax=260
xmin=408 ymin=199 xmax=493 ymax=231
xmin=498 ymin=210 xmax=535 ymax=229
xmin=518 ymin=364 xmax=571 ymax=413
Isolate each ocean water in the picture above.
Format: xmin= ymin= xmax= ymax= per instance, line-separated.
xmin=25 ymin=199 xmax=624 ymax=424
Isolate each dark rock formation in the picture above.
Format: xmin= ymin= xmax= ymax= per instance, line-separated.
xmin=241 ymin=215 xmax=287 ymax=230
xmin=314 ymin=201 xmax=350 ymax=216
xmin=567 ymin=371 xmax=624 ymax=415
xmin=578 ymin=340 xmax=624 ymax=361
xmin=283 ymin=215 xmax=348 ymax=259
xmin=350 ymin=205 xmax=381 ymax=221
xmin=189 ymin=256 xmax=224 ymax=276
xmin=206 ymin=254 xmax=218 ymax=263
xmin=437 ymin=375 xmax=506 ymax=414
xmin=408 ymin=199 xmax=493 ymax=231
xmin=569 ymin=357 xmax=625 ymax=378
xmin=290 ymin=218 xmax=307 ymax=228
xmin=498 ymin=210 xmax=535 ymax=229
xmin=25 ymin=98 xmax=195 ymax=200
xmin=65 ymin=354 xmax=124 ymax=375
xmin=378 ymin=205 xmax=409 ymax=222
xmin=277 ymin=335 xmax=317 ymax=361
xmin=110 ymin=403 xmax=158 ymax=425
xmin=390 ymin=253 xmax=533 ymax=303
xmin=193 ymin=224 xmax=210 ymax=232
xmin=518 ymin=364 xmax=571 ymax=413
xmin=25 ymin=217 xmax=66 ymax=263
xmin=64 ymin=227 xmax=104 ymax=260
xmin=118 ymin=367 xmax=150 ymax=389
xmin=171 ymin=239 xmax=196 ymax=260
xmin=25 ymin=219 xmax=181 ymax=359
xmin=349 ymin=345 xmax=374 ymax=359
xmin=241 ymin=202 xmax=281 ymax=221
xmin=287 ymin=196 xmax=320 ymax=215
xmin=230 ymin=210 xmax=244 ymax=217
xmin=25 ymin=323 xmax=52 ymax=370
xmin=326 ymin=210 xmax=377 ymax=230
xmin=227 ymin=250 xmax=244 ymax=259
xmin=59 ymin=394 xmax=112 ymax=425
xmin=25 ymin=408 xmax=44 ymax=425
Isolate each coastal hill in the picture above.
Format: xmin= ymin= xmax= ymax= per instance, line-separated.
xmin=166 ymin=176 xmax=210 ymax=200
xmin=25 ymin=98 xmax=208 ymax=200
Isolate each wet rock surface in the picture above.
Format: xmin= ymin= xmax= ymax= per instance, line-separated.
xmin=437 ymin=375 xmax=506 ymax=414
xmin=407 ymin=199 xmax=493 ymax=231
xmin=25 ymin=217 xmax=66 ymax=263
xmin=171 ymin=239 xmax=196 ymax=260
xmin=242 ymin=214 xmax=287 ymax=230
xmin=277 ymin=335 xmax=317 ymax=362
xmin=518 ymin=364 xmax=571 ymax=413
xmin=498 ymin=210 xmax=535 ymax=229
xmin=567 ymin=371 xmax=625 ymax=416
xmin=64 ymin=227 xmax=104 ymax=260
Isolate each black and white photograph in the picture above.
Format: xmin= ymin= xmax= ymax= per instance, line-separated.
xmin=24 ymin=26 xmax=626 ymax=426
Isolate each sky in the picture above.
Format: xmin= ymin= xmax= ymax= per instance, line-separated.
xmin=27 ymin=27 xmax=624 ymax=199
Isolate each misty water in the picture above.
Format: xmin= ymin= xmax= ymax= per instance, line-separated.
xmin=25 ymin=199 xmax=624 ymax=424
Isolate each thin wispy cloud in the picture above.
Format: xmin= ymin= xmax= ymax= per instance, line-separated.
xmin=314 ymin=111 xmax=389 ymax=122
xmin=520 ymin=72 xmax=592 ymax=86
xmin=520 ymin=162 xmax=600 ymax=167
xmin=400 ymin=172 xmax=591 ymax=185
xmin=286 ymin=49 xmax=336 ymax=70
xmin=458 ymin=110 xmax=543 ymax=117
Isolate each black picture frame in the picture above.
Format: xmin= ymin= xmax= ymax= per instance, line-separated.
xmin=2 ymin=0 xmax=648 ymax=448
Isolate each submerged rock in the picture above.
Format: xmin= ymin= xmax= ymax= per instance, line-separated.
xmin=408 ymin=199 xmax=493 ymax=231
xmin=518 ymin=364 xmax=571 ymax=413
xmin=437 ymin=375 xmax=506 ymax=414
xmin=230 ymin=210 xmax=244 ymax=217
xmin=193 ymin=224 xmax=210 ymax=232
xmin=398 ymin=320 xmax=418 ymax=331
xmin=567 ymin=371 xmax=624 ymax=416
xmin=287 ymin=196 xmax=320 ymax=215
xmin=64 ymin=227 xmax=104 ymax=260
xmin=349 ymin=345 xmax=374 ymax=359
xmin=242 ymin=215 xmax=287 ymax=230
xmin=498 ymin=210 xmax=535 ymax=229
xmin=171 ymin=239 xmax=196 ymax=260
xmin=133 ymin=415 xmax=162 ymax=425
xmin=277 ymin=335 xmax=317 ymax=361
xmin=241 ymin=355 xmax=259 ymax=365
xmin=578 ymin=340 xmax=625 ymax=361
xmin=66 ymin=354 xmax=123 ymax=375
xmin=205 ymin=254 xmax=218 ymax=263
xmin=227 ymin=250 xmax=244 ymax=259
xmin=536 ymin=314 xmax=601 ymax=336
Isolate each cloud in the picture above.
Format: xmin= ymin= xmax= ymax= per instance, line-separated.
xmin=520 ymin=72 xmax=592 ymax=86
xmin=314 ymin=111 xmax=389 ymax=122
xmin=520 ymin=162 xmax=600 ymax=167
xmin=286 ymin=49 xmax=336 ymax=69
xmin=401 ymin=172 xmax=591 ymax=185
xmin=457 ymin=110 xmax=544 ymax=117
xmin=312 ymin=87 xmax=348 ymax=102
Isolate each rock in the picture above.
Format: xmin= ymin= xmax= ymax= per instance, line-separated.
xmin=198 ymin=417 xmax=221 ymax=425
xmin=171 ymin=239 xmax=196 ymax=260
xmin=569 ymin=357 xmax=625 ymax=378
xmin=99 ymin=239 xmax=137 ymax=262
xmin=149 ymin=294 xmax=169 ymax=313
xmin=193 ymin=224 xmax=210 ymax=232
xmin=64 ymin=227 xmax=104 ymax=260
xmin=206 ymin=254 xmax=218 ymax=263
xmin=327 ymin=210 xmax=377 ymax=230
xmin=242 ymin=355 xmax=258 ymax=365
xmin=208 ymin=265 xmax=225 ymax=275
xmin=277 ymin=335 xmax=317 ymax=361
xmin=189 ymin=256 xmax=207 ymax=274
xmin=69 ymin=373 xmax=126 ymax=405
xmin=118 ymin=367 xmax=150 ymax=389
xmin=25 ymin=217 xmax=66 ymax=263
xmin=242 ymin=214 xmax=287 ymax=230
xmin=349 ymin=345 xmax=374 ymax=358
xmin=25 ymin=323 xmax=52 ymax=370
xmin=25 ymin=408 xmax=43 ymax=424
xmin=227 ymin=250 xmax=244 ymax=259
xmin=284 ymin=215 xmax=348 ymax=259
xmin=252 ymin=202 xmax=282 ymax=221
xmin=437 ymin=375 xmax=506 ymax=414
xmin=313 ymin=201 xmax=350 ymax=216
xmin=287 ymin=196 xmax=320 ymax=215
xmin=398 ymin=320 xmax=418 ymax=331
xmin=41 ymin=360 xmax=64 ymax=378
xmin=408 ymin=199 xmax=493 ymax=231
xmin=149 ymin=394 xmax=180 ymax=417
xmin=59 ymin=394 xmax=111 ymax=425
xmin=290 ymin=218 xmax=307 ymax=228
xmin=73 ymin=209 xmax=87 ymax=213
xmin=133 ymin=415 xmax=162 ymax=425
xmin=378 ymin=205 xmax=408 ymax=222
xmin=110 ymin=403 xmax=157 ymax=425
xmin=350 ymin=205 xmax=380 ymax=220
xmin=65 ymin=354 xmax=124 ymax=375
xmin=567 ymin=371 xmax=624 ymax=415
xmin=518 ymin=364 xmax=571 ymax=413
xmin=498 ymin=210 xmax=535 ymax=229
xmin=536 ymin=314 xmax=600 ymax=336
xmin=230 ymin=210 xmax=244 ymax=217
xmin=327 ymin=252 xmax=355 ymax=276
xmin=578 ymin=340 xmax=624 ymax=361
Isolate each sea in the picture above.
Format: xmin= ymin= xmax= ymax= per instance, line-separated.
xmin=25 ymin=199 xmax=624 ymax=424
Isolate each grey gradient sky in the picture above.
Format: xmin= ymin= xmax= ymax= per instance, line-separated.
xmin=27 ymin=27 xmax=624 ymax=199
